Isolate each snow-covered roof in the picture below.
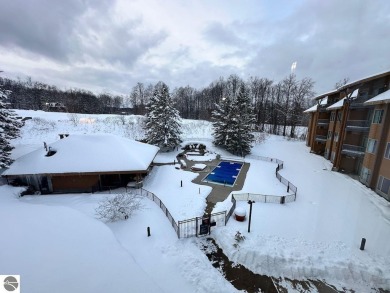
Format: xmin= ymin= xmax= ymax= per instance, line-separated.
xmin=312 ymin=90 xmax=338 ymax=101
xmin=326 ymin=89 xmax=358 ymax=110
xmin=338 ymin=70 xmax=390 ymax=91
xmin=303 ymin=104 xmax=318 ymax=113
xmin=350 ymin=88 xmax=359 ymax=98
xmin=314 ymin=70 xmax=390 ymax=101
xmin=319 ymin=97 xmax=328 ymax=105
xmin=3 ymin=134 xmax=160 ymax=176
xmin=327 ymin=98 xmax=346 ymax=110
xmin=364 ymin=89 xmax=390 ymax=105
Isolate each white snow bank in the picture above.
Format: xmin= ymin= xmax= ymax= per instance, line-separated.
xmin=191 ymin=164 xmax=207 ymax=171
xmin=143 ymin=165 xmax=212 ymax=221
xmin=213 ymin=135 xmax=390 ymax=292
xmin=186 ymin=152 xmax=217 ymax=162
xmin=0 ymin=186 xmax=162 ymax=293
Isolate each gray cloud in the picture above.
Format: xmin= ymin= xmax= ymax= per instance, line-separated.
xmin=0 ymin=0 xmax=166 ymax=68
xmin=70 ymin=10 xmax=167 ymax=68
xmin=203 ymin=22 xmax=244 ymax=48
xmin=0 ymin=0 xmax=389 ymax=96
xmin=245 ymin=0 xmax=390 ymax=93
xmin=0 ymin=0 xmax=93 ymax=61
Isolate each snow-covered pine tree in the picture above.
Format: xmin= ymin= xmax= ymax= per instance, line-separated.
xmin=225 ymin=83 xmax=256 ymax=156
xmin=0 ymin=86 xmax=22 ymax=168
xmin=144 ymin=81 xmax=182 ymax=150
xmin=212 ymin=95 xmax=233 ymax=148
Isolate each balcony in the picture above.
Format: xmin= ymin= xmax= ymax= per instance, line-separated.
xmin=349 ymin=96 xmax=374 ymax=109
xmin=315 ymin=135 xmax=327 ymax=143
xmin=345 ymin=120 xmax=370 ymax=132
xmin=341 ymin=144 xmax=365 ymax=157
xmin=317 ymin=119 xmax=330 ymax=126
xmin=318 ymin=104 xmax=330 ymax=112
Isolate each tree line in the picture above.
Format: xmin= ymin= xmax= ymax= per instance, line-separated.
xmin=125 ymin=73 xmax=314 ymax=138
xmin=0 ymin=73 xmax=314 ymax=138
xmin=0 ymin=77 xmax=124 ymax=114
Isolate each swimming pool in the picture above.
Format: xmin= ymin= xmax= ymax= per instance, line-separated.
xmin=203 ymin=161 xmax=243 ymax=186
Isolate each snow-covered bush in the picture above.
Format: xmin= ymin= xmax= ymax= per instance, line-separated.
xmin=95 ymin=192 xmax=144 ymax=222
xmin=253 ymin=131 xmax=268 ymax=145
xmin=233 ymin=231 xmax=246 ymax=248
xmin=67 ymin=113 xmax=79 ymax=126
xmin=115 ymin=115 xmax=126 ymax=125
xmin=31 ymin=117 xmax=56 ymax=132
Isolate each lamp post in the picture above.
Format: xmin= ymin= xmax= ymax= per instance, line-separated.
xmin=247 ymin=200 xmax=255 ymax=233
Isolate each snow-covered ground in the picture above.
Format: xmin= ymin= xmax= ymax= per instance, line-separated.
xmin=1 ymin=110 xmax=389 ymax=292
xmin=213 ymin=136 xmax=390 ymax=291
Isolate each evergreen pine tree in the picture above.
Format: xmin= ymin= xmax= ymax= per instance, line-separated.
xmin=0 ymin=86 xmax=22 ymax=168
xmin=225 ymin=84 xmax=256 ymax=156
xmin=144 ymin=82 xmax=182 ymax=149
xmin=212 ymin=83 xmax=255 ymax=157
xmin=212 ymin=96 xmax=233 ymax=147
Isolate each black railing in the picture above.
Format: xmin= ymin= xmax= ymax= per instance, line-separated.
xmin=140 ymin=188 xmax=180 ymax=237
xmin=177 ymin=211 xmax=227 ymax=238
xmin=142 ymin=154 xmax=298 ymax=238
xmin=341 ymin=144 xmax=365 ymax=157
xmin=346 ymin=120 xmax=370 ymax=127
xmin=345 ymin=120 xmax=370 ymax=132
xmin=317 ymin=119 xmax=329 ymax=125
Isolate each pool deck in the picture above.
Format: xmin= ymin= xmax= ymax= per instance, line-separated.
xmin=180 ymin=156 xmax=250 ymax=214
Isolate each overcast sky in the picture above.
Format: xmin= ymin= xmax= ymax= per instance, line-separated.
xmin=0 ymin=0 xmax=389 ymax=96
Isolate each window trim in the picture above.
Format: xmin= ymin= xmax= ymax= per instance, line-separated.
xmin=377 ymin=176 xmax=390 ymax=196
xmin=360 ymin=167 xmax=371 ymax=185
xmin=372 ymin=109 xmax=384 ymax=124
xmin=330 ymin=151 xmax=335 ymax=163
xmin=366 ymin=138 xmax=377 ymax=154
xmin=337 ymin=112 xmax=342 ymax=122
xmin=334 ymin=132 xmax=339 ymax=142
xmin=384 ymin=142 xmax=390 ymax=159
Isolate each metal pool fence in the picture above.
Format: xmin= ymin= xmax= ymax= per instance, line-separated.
xmin=139 ymin=153 xmax=297 ymax=238
xmin=226 ymin=154 xmax=297 ymax=222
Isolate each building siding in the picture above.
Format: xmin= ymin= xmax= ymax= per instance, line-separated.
xmin=304 ymin=71 xmax=390 ymax=201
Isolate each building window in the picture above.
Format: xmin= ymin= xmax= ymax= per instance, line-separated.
xmin=330 ymin=112 xmax=335 ymax=121
xmin=385 ymin=142 xmax=390 ymax=159
xmin=334 ymin=132 xmax=339 ymax=142
xmin=337 ymin=112 xmax=342 ymax=122
xmin=324 ymin=149 xmax=329 ymax=159
xmin=366 ymin=139 xmax=377 ymax=154
xmin=330 ymin=151 xmax=335 ymax=163
xmin=377 ymin=176 xmax=390 ymax=196
xmin=372 ymin=109 xmax=384 ymax=124
xmin=327 ymin=131 xmax=333 ymax=139
xmin=360 ymin=167 xmax=371 ymax=184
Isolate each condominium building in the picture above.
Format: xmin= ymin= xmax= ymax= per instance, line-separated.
xmin=305 ymin=70 xmax=390 ymax=201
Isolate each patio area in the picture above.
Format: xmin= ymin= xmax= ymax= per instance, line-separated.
xmin=176 ymin=150 xmax=250 ymax=214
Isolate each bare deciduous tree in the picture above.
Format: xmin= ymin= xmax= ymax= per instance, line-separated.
xmin=95 ymin=192 xmax=144 ymax=222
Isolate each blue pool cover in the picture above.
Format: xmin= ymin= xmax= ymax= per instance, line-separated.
xmin=204 ymin=161 xmax=243 ymax=186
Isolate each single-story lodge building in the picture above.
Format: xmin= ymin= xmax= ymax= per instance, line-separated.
xmin=2 ymin=134 xmax=159 ymax=194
